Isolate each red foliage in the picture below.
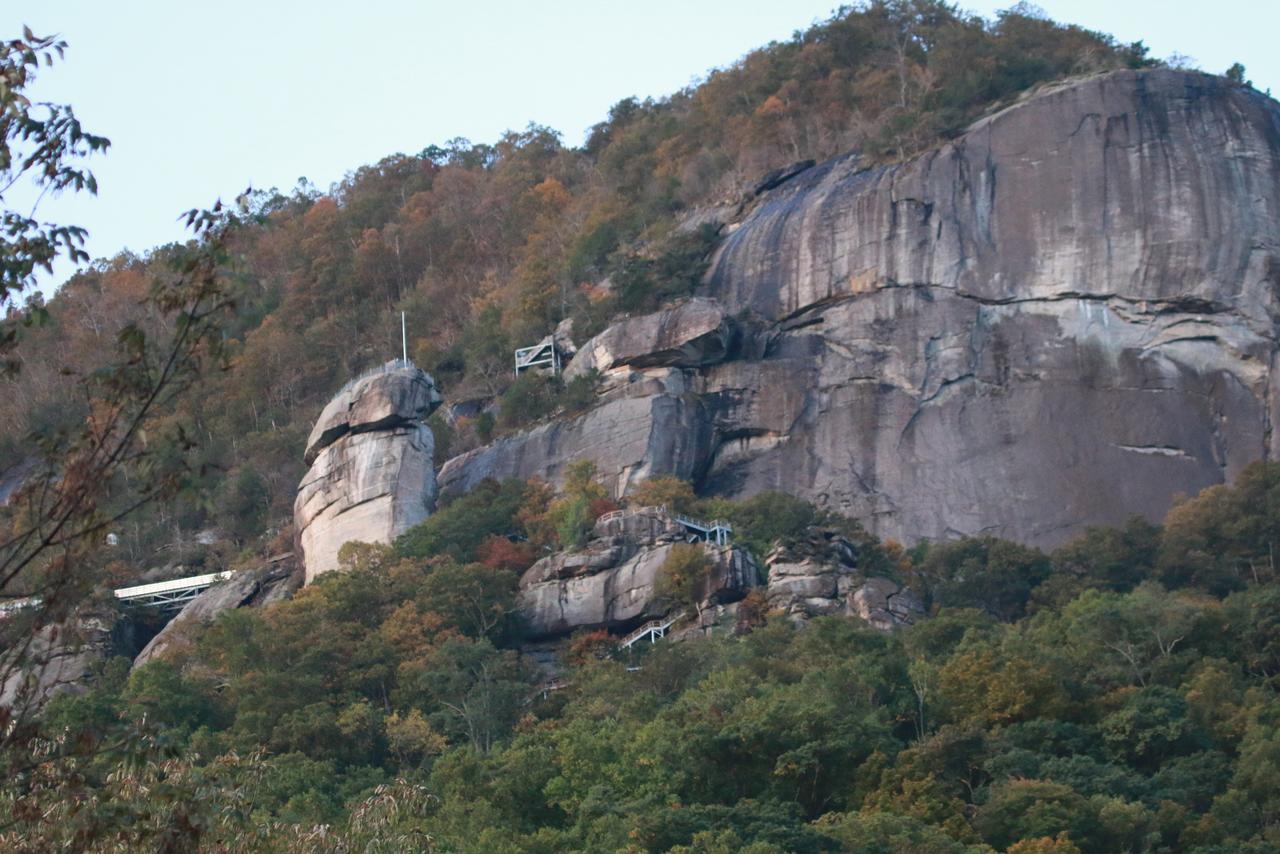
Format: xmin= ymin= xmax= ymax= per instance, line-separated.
xmin=588 ymin=496 xmax=621 ymax=520
xmin=476 ymin=535 xmax=536 ymax=573
xmin=567 ymin=628 xmax=617 ymax=665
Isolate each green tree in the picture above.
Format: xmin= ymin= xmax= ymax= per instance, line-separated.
xmin=0 ymin=29 xmax=110 ymax=309
xmin=657 ymin=542 xmax=714 ymax=615
xmin=919 ymin=536 xmax=1051 ymax=621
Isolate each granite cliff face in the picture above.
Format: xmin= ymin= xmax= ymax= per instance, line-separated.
xmin=295 ymin=363 xmax=441 ymax=581
xmin=438 ymin=69 xmax=1280 ymax=547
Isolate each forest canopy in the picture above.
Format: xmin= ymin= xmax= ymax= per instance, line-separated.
xmin=16 ymin=461 xmax=1280 ymax=851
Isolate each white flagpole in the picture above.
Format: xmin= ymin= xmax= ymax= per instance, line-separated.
xmin=401 ymin=311 xmax=407 ymax=363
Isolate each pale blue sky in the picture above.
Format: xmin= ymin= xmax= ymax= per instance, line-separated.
xmin=14 ymin=0 xmax=1279 ymax=294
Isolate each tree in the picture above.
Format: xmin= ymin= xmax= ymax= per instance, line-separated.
xmin=975 ymin=779 xmax=1102 ymax=851
xmin=1159 ymin=461 xmax=1280 ymax=593
xmin=657 ymin=543 xmax=714 ymax=616
xmin=417 ymin=561 xmax=519 ymax=643
xmin=0 ymin=29 xmax=110 ymax=316
xmin=1225 ymin=62 xmax=1250 ymax=86
xmin=628 ymin=475 xmax=697 ymax=514
xmin=919 ymin=536 xmax=1052 ymax=621
xmin=2 ymin=115 xmax=236 ymax=764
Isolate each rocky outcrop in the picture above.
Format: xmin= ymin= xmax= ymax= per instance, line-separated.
xmin=764 ymin=529 xmax=923 ymax=629
xmin=305 ymin=360 xmax=441 ymax=465
xmin=133 ymin=558 xmax=300 ymax=667
xmin=0 ymin=607 xmax=118 ymax=712
xmin=295 ymin=363 xmax=441 ymax=582
xmin=849 ymin=577 xmax=924 ymax=631
xmin=564 ymin=297 xmax=734 ymax=380
xmin=517 ymin=506 xmax=759 ymax=638
xmin=696 ymin=69 xmax=1280 ymax=546
xmin=439 ymin=384 xmax=713 ymax=499
xmin=437 ymin=69 xmax=1280 ymax=548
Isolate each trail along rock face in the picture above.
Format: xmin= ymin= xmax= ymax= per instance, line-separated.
xmin=438 ymin=69 xmax=1280 ymax=547
xmin=295 ymin=364 xmax=441 ymax=582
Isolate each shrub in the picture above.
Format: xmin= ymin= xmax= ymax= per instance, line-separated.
xmin=395 ymin=478 xmax=529 ymax=562
xmin=628 ymin=475 xmax=697 ymax=515
xmin=657 ymin=543 xmax=714 ymax=614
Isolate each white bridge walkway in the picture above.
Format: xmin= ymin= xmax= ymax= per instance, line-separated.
xmin=1 ymin=570 xmax=237 ymax=618
xmin=113 ymin=571 xmax=236 ymax=610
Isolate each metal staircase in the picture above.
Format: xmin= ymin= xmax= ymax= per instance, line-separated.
xmin=620 ymin=611 xmax=686 ymax=649
xmin=674 ymin=513 xmax=733 ymax=546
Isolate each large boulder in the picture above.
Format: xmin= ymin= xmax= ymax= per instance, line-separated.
xmin=565 ymin=297 xmax=734 ymax=380
xmin=518 ymin=542 xmax=758 ymax=638
xmin=439 ymin=386 xmax=712 ymax=499
xmin=763 ymin=529 xmax=923 ymax=629
xmin=305 ymin=362 xmax=441 ymax=465
xmin=295 ymin=364 xmax=441 ymax=582
xmin=0 ymin=608 xmax=117 ymax=712
xmin=694 ymin=68 xmax=1280 ymax=547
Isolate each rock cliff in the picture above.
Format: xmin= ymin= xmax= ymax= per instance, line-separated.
xmin=133 ymin=558 xmax=299 ymax=666
xmin=517 ymin=506 xmax=759 ymax=638
xmin=763 ymin=529 xmax=923 ymax=629
xmin=437 ymin=69 xmax=1280 ymax=547
xmin=295 ymin=362 xmax=441 ymax=581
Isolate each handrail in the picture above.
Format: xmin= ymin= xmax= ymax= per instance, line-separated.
xmin=673 ymin=513 xmax=733 ymax=533
xmin=597 ymin=505 xmax=670 ymax=525
xmin=1 ymin=569 xmax=238 ymax=620
xmin=114 ymin=570 xmax=235 ymax=601
xmin=620 ymin=610 xmax=685 ymax=649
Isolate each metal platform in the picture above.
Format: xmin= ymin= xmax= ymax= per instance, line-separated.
xmin=674 ymin=513 xmax=733 ymax=546
xmin=113 ymin=570 xmax=236 ymax=611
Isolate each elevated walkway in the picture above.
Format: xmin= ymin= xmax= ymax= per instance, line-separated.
xmin=596 ymin=506 xmax=733 ymax=546
xmin=674 ymin=513 xmax=732 ymax=546
xmin=114 ymin=571 xmax=236 ymax=611
xmin=1 ymin=569 xmax=238 ymax=619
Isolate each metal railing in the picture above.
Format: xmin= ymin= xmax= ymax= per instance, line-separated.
xmin=595 ymin=505 xmax=733 ymax=545
xmin=114 ymin=570 xmax=236 ymax=611
xmin=596 ymin=505 xmax=667 ymax=526
xmin=1 ymin=570 xmax=239 ymax=619
xmin=514 ymin=341 xmax=560 ymax=377
xmin=620 ymin=611 xmax=686 ymax=649
xmin=674 ymin=513 xmax=733 ymax=546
